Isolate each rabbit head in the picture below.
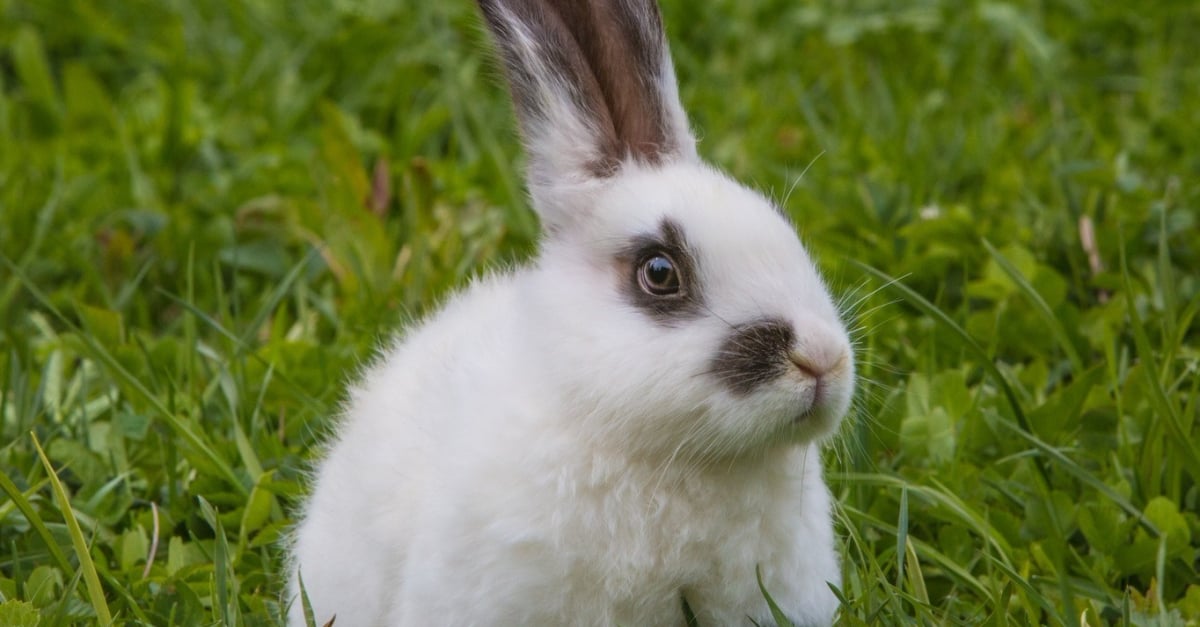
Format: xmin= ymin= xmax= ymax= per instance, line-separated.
xmin=480 ymin=0 xmax=855 ymax=462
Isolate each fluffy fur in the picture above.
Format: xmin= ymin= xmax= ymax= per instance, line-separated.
xmin=286 ymin=1 xmax=855 ymax=625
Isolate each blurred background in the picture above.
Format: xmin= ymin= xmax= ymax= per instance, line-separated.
xmin=1 ymin=0 xmax=1197 ymax=624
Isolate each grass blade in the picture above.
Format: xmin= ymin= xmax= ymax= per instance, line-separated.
xmin=1118 ymin=240 xmax=1200 ymax=483
xmin=982 ymin=239 xmax=1084 ymax=373
xmin=298 ymin=570 xmax=318 ymax=627
xmin=199 ymin=496 xmax=240 ymax=626
xmin=896 ymin=486 xmax=909 ymax=587
xmin=0 ymin=473 xmax=72 ymax=574
xmin=903 ymin=537 xmax=929 ymax=606
xmin=755 ymin=565 xmax=795 ymax=627
xmin=31 ymin=432 xmax=113 ymax=625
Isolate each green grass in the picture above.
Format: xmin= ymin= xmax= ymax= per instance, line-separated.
xmin=1 ymin=0 xmax=1197 ymax=624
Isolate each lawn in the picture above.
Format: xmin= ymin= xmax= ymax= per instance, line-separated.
xmin=1 ymin=0 xmax=1198 ymax=624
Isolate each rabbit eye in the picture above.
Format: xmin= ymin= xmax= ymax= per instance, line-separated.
xmin=620 ymin=219 xmax=701 ymax=324
xmin=638 ymin=254 xmax=680 ymax=296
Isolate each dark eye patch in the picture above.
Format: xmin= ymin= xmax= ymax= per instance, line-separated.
xmin=618 ymin=218 xmax=702 ymax=325
xmin=709 ymin=318 xmax=795 ymax=395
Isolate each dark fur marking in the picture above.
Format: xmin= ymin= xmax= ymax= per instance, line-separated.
xmin=550 ymin=0 xmax=675 ymax=162
xmin=709 ymin=318 xmax=795 ymax=395
xmin=477 ymin=0 xmax=620 ymax=174
xmin=619 ymin=218 xmax=703 ymax=324
xmin=477 ymin=0 xmax=680 ymax=176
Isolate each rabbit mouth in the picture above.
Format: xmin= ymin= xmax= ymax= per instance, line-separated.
xmin=786 ymin=377 xmax=847 ymax=430
xmin=792 ymin=373 xmax=824 ymax=413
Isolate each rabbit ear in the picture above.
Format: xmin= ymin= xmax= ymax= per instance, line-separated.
xmin=478 ymin=0 xmax=697 ymax=226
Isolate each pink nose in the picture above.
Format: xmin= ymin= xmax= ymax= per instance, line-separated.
xmin=788 ymin=351 xmax=824 ymax=379
xmin=787 ymin=328 xmax=848 ymax=380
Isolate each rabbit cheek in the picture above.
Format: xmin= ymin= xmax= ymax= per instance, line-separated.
xmin=706 ymin=318 xmax=834 ymax=441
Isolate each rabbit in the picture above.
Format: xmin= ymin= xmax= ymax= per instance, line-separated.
xmin=285 ymin=0 xmax=856 ymax=625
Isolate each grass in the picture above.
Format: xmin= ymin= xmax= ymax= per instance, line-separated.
xmin=1 ymin=0 xmax=1197 ymax=624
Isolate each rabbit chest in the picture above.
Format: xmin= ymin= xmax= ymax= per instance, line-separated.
xmin=393 ymin=436 xmax=836 ymax=625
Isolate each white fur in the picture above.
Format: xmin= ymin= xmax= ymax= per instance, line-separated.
xmin=287 ymin=162 xmax=852 ymax=626
xmin=287 ymin=2 xmax=853 ymax=625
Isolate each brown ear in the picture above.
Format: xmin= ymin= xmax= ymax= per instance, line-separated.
xmin=477 ymin=0 xmax=696 ymax=180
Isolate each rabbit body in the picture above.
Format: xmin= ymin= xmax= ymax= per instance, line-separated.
xmin=296 ymin=355 xmax=837 ymax=625
xmin=288 ymin=1 xmax=854 ymax=625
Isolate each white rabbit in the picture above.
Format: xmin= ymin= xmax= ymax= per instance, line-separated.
xmin=286 ymin=0 xmax=856 ymax=625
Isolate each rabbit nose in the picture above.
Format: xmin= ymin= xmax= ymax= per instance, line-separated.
xmin=787 ymin=351 xmax=823 ymax=379
xmin=787 ymin=336 xmax=848 ymax=381
xmin=788 ymin=346 xmax=847 ymax=409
